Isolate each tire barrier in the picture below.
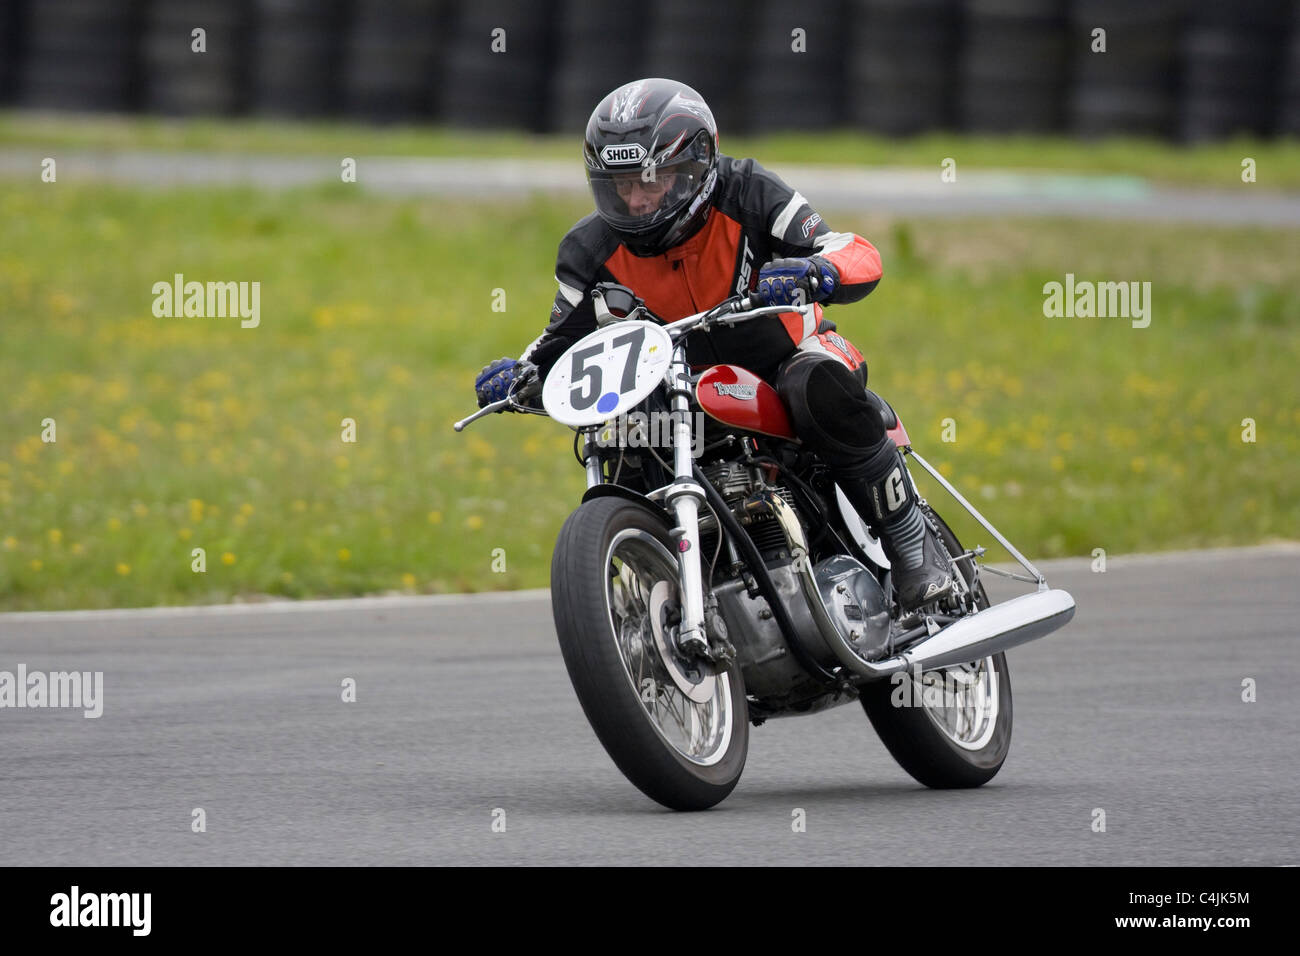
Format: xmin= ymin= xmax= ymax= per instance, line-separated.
xmin=745 ymin=0 xmax=848 ymax=133
xmin=4 ymin=0 xmax=1294 ymax=140
xmin=846 ymin=0 xmax=961 ymax=135
xmin=1068 ymin=0 xmax=1185 ymax=139
xmin=644 ymin=0 xmax=751 ymax=132
xmin=958 ymin=0 xmax=1069 ymax=133
xmin=1279 ymin=11 xmax=1300 ymax=136
xmin=343 ymin=0 xmax=445 ymax=122
xmin=18 ymin=0 xmax=143 ymax=112
xmin=0 ymin=0 xmax=27 ymax=105
xmin=1178 ymin=0 xmax=1291 ymax=142
xmin=143 ymin=0 xmax=252 ymax=116
xmin=438 ymin=0 xmax=558 ymax=132
xmin=250 ymin=0 xmax=351 ymax=118
xmin=550 ymin=0 xmax=648 ymax=135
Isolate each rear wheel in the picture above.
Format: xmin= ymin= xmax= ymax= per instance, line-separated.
xmin=859 ymin=506 xmax=1013 ymax=788
xmin=551 ymin=496 xmax=749 ymax=810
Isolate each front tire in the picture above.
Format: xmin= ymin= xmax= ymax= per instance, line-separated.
xmin=551 ymin=496 xmax=749 ymax=811
xmin=859 ymin=506 xmax=1013 ymax=788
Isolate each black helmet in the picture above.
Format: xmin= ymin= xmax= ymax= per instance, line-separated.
xmin=583 ymin=78 xmax=719 ymax=258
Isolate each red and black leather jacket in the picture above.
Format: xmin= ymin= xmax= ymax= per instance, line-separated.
xmin=521 ymin=154 xmax=884 ymax=381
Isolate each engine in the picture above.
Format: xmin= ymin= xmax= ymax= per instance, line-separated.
xmin=697 ymin=460 xmax=797 ymax=562
xmin=698 ymin=457 xmax=893 ymax=715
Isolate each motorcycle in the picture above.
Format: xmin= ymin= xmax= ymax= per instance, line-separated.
xmin=455 ymin=284 xmax=1075 ymax=811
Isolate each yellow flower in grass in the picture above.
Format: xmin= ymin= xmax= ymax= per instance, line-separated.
xmin=116 ymin=562 xmax=131 ymax=576
xmin=427 ymin=510 xmax=443 ymax=525
xmin=47 ymin=529 xmax=62 ymax=545
xmin=178 ymin=527 xmax=192 ymax=540
xmin=337 ymin=548 xmax=351 ymax=562
xmin=132 ymin=502 xmax=149 ymax=518
xmin=465 ymin=515 xmax=484 ymax=531
xmin=107 ymin=517 xmax=122 ymax=532
xmin=188 ymin=498 xmax=205 ymax=523
xmin=401 ymin=573 xmax=417 ymax=590
xmin=2 ymin=536 xmax=16 ymax=551
xmin=102 ymin=380 xmax=129 ymax=403
xmin=221 ymin=552 xmax=236 ymax=566
xmin=70 ymin=542 xmax=84 ymax=555
xmin=29 ymin=559 xmax=42 ymax=572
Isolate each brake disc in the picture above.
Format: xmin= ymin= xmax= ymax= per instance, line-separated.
xmin=648 ymin=580 xmax=717 ymax=705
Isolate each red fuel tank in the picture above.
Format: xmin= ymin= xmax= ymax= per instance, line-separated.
xmin=696 ymin=365 xmax=797 ymax=441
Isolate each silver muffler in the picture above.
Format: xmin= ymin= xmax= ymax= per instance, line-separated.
xmin=892 ymin=588 xmax=1076 ymax=673
xmin=747 ymin=487 xmax=1077 ymax=681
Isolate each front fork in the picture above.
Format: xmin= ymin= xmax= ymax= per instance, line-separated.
xmin=664 ymin=349 xmax=709 ymax=657
xmin=582 ymin=345 xmax=710 ymax=658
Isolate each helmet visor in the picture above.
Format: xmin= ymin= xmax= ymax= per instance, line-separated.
xmin=587 ymin=154 xmax=713 ymax=239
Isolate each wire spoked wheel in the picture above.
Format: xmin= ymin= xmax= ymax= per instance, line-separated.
xmin=551 ymin=496 xmax=749 ymax=810
xmin=915 ymin=656 xmax=1001 ymax=751
xmin=859 ymin=505 xmax=1013 ymax=788
xmin=606 ymin=529 xmax=735 ymax=766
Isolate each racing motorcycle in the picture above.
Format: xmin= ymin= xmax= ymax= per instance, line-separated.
xmin=455 ymin=284 xmax=1075 ymax=811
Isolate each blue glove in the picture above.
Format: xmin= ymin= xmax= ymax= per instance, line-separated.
xmin=475 ymin=357 xmax=521 ymax=408
xmin=756 ymin=256 xmax=838 ymax=307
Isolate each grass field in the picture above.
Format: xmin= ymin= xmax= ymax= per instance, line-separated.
xmin=4 ymin=111 xmax=1300 ymax=188
xmin=1 ymin=145 xmax=1297 ymax=610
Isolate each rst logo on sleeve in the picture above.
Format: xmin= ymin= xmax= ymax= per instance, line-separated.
xmin=601 ymin=144 xmax=647 ymax=165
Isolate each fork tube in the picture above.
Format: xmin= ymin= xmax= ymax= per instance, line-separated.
xmin=666 ymin=344 xmax=708 ymax=650
xmin=582 ymin=429 xmax=603 ymax=488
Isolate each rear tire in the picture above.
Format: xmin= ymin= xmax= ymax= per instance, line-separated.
xmin=551 ymin=496 xmax=749 ymax=810
xmin=859 ymin=506 xmax=1013 ymax=788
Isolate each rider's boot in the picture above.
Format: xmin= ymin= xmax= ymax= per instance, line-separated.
xmin=835 ymin=437 xmax=954 ymax=613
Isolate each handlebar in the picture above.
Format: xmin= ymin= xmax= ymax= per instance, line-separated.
xmin=663 ymin=291 xmax=810 ymax=340
xmin=454 ymin=291 xmax=815 ymax=432
xmin=452 ymin=363 xmax=541 ymax=432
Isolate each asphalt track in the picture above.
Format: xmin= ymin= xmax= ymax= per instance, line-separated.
xmin=1 ymin=544 xmax=1296 ymax=866
xmin=3 ymin=149 xmax=1300 ymax=225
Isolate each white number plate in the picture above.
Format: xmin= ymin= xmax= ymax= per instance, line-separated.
xmin=542 ymin=321 xmax=673 ymax=427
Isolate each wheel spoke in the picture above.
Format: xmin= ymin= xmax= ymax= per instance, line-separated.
xmin=602 ymin=529 xmax=733 ymax=765
xmin=921 ymin=658 xmax=998 ymax=750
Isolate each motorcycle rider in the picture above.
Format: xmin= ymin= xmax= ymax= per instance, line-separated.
xmin=475 ymin=78 xmax=953 ymax=612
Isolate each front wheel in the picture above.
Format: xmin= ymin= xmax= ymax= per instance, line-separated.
xmin=551 ymin=496 xmax=749 ymax=811
xmin=859 ymin=505 xmax=1013 ymax=788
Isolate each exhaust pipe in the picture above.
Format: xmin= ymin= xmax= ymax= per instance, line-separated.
xmin=751 ymin=488 xmax=1076 ymax=681
xmin=867 ymin=589 xmax=1076 ymax=678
